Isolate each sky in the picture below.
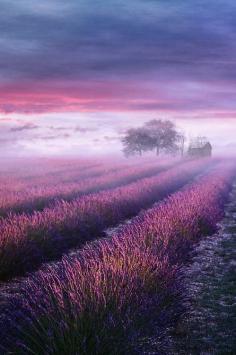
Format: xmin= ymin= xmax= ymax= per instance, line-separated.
xmin=0 ymin=0 xmax=236 ymax=156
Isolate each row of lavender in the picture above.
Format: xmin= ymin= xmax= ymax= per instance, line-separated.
xmin=1 ymin=162 xmax=235 ymax=354
xmin=0 ymin=159 xmax=100 ymax=188
xmin=0 ymin=160 xmax=135 ymax=191
xmin=0 ymin=159 xmax=208 ymax=281
xmin=0 ymin=159 xmax=175 ymax=216
xmin=0 ymin=156 xmax=163 ymax=192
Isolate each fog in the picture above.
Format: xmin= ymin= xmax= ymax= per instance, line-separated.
xmin=0 ymin=113 xmax=235 ymax=158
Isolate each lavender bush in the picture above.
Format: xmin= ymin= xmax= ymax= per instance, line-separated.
xmin=0 ymin=159 xmax=175 ymax=216
xmin=1 ymin=161 xmax=234 ymax=354
xmin=0 ymin=159 xmax=209 ymax=280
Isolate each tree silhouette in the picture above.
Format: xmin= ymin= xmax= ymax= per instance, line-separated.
xmin=122 ymin=127 xmax=153 ymax=156
xmin=144 ymin=119 xmax=179 ymax=155
xmin=122 ymin=119 xmax=180 ymax=157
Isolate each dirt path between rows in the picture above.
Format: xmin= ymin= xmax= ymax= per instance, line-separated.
xmin=172 ymin=183 xmax=236 ymax=354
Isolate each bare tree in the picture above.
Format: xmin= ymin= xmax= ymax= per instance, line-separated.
xmin=190 ymin=136 xmax=208 ymax=148
xmin=177 ymin=131 xmax=186 ymax=157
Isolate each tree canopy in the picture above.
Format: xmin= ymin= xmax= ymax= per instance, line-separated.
xmin=122 ymin=119 xmax=182 ymax=157
xmin=122 ymin=127 xmax=152 ymax=156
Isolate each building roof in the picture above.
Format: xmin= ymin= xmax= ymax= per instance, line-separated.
xmin=189 ymin=141 xmax=212 ymax=150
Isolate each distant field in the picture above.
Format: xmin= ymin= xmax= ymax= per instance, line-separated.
xmin=0 ymin=157 xmax=176 ymax=216
xmin=0 ymin=157 xmax=235 ymax=354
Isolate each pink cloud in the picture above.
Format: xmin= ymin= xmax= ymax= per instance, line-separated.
xmin=0 ymin=79 xmax=202 ymax=114
xmin=0 ymin=79 xmax=236 ymax=120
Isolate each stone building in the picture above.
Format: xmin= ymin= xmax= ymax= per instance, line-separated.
xmin=188 ymin=139 xmax=212 ymax=157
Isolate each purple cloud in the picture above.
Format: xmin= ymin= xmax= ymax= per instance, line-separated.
xmin=10 ymin=123 xmax=39 ymax=132
xmin=0 ymin=1 xmax=236 ymax=115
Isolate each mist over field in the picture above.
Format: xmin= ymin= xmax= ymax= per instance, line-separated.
xmin=0 ymin=114 xmax=236 ymax=158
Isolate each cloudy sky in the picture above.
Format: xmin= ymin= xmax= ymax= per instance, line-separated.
xmin=0 ymin=0 xmax=236 ymax=156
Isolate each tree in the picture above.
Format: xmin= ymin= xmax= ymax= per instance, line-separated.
xmin=144 ymin=119 xmax=179 ymax=155
xmin=122 ymin=127 xmax=153 ymax=156
xmin=122 ymin=119 xmax=180 ymax=157
xmin=177 ymin=131 xmax=186 ymax=157
xmin=190 ymin=136 xmax=208 ymax=148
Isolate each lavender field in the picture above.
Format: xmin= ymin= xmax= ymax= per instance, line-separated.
xmin=2 ymin=0 xmax=236 ymax=353
xmin=0 ymin=157 xmax=235 ymax=354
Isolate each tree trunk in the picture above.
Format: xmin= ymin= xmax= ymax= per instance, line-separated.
xmin=181 ymin=139 xmax=185 ymax=157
